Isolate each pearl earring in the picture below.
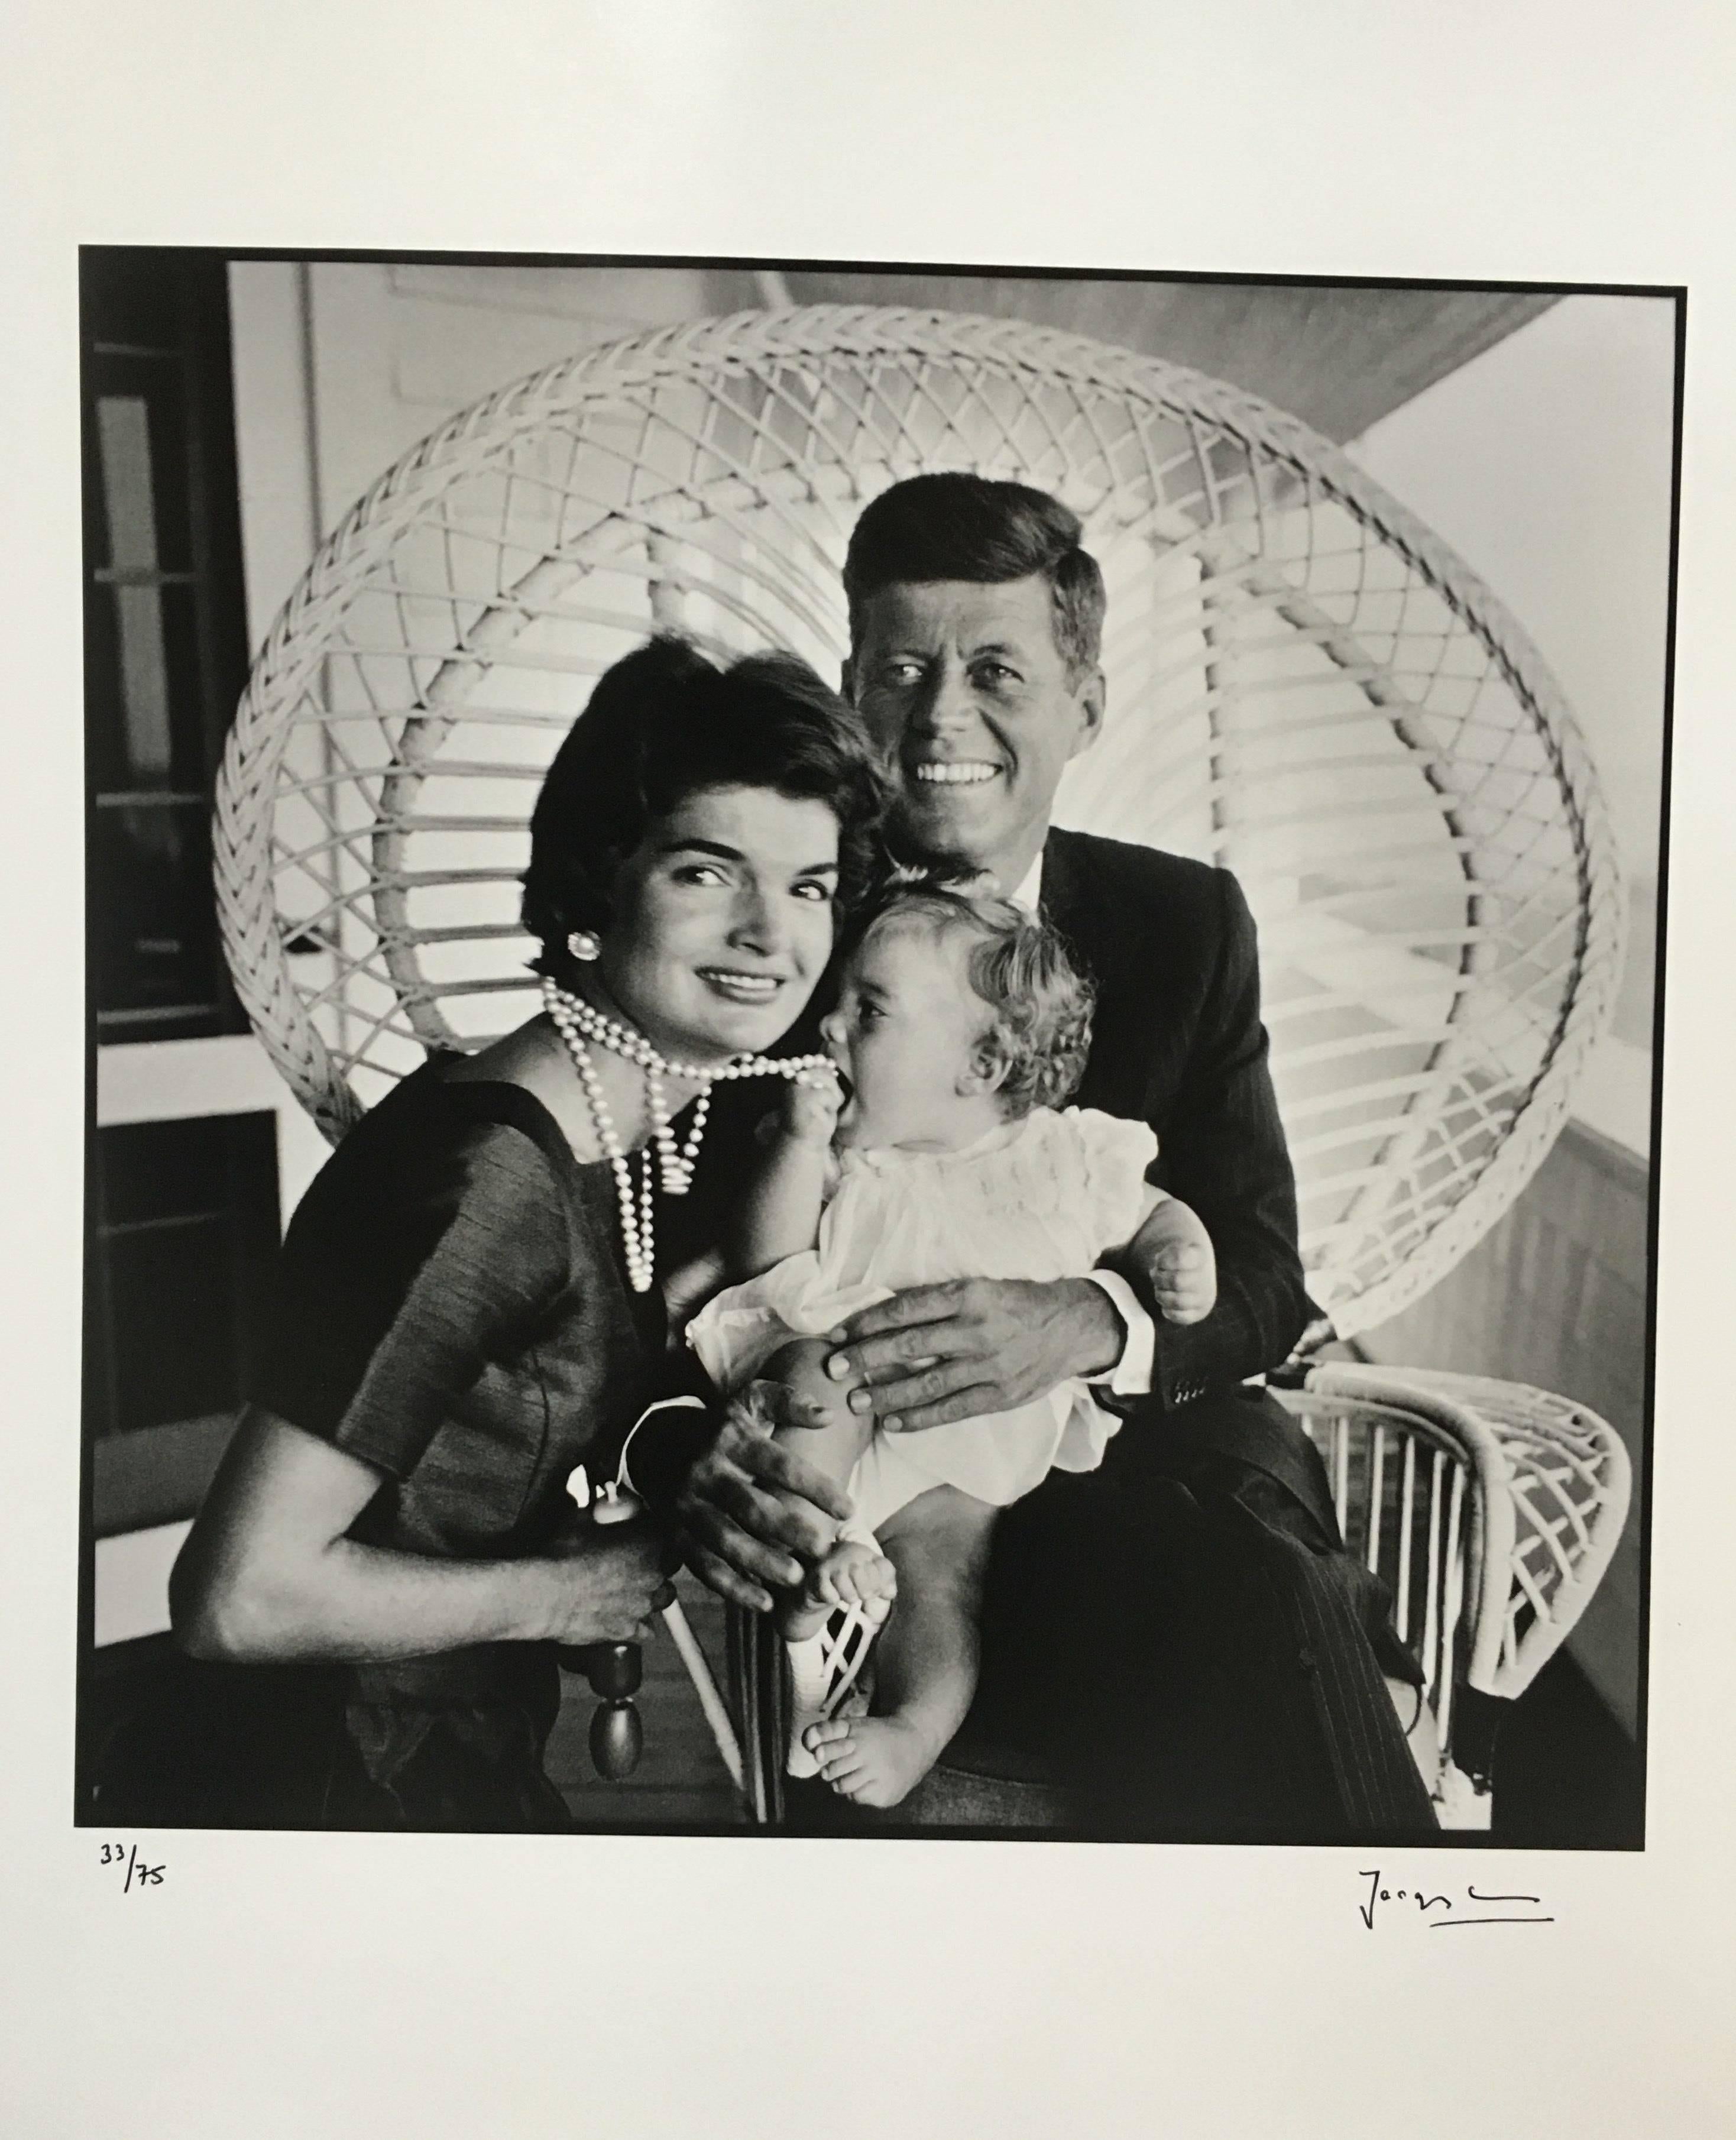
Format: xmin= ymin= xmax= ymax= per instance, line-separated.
xmin=566 ymin=930 xmax=601 ymax=963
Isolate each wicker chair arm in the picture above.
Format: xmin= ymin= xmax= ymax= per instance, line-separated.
xmin=1354 ymin=1366 xmax=1631 ymax=1699
xmin=1297 ymin=1361 xmax=1630 ymax=1700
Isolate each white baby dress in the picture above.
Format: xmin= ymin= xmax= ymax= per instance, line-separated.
xmin=686 ymin=1106 xmax=1161 ymax=1534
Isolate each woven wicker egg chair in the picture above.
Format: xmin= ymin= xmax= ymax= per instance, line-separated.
xmin=215 ymin=303 xmax=1634 ymax=1833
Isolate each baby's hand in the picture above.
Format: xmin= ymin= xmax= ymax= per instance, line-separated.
xmin=1151 ymin=1238 xmax=1217 ymax=1325
xmin=778 ymin=1064 xmax=844 ymax=1148
xmin=1132 ymin=1196 xmax=1219 ymax=1326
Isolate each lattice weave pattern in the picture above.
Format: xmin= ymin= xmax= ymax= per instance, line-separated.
xmin=214 ymin=305 xmax=1622 ymax=1335
xmin=1280 ymin=1362 xmax=1631 ymax=1819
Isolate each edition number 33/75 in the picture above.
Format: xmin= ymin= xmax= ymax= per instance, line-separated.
xmin=99 ymin=1842 xmax=165 ymax=1892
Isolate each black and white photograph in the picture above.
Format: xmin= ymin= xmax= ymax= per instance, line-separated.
xmin=78 ymin=252 xmax=1671 ymax=1850
xmin=8 ymin=6 xmax=1735 ymax=2135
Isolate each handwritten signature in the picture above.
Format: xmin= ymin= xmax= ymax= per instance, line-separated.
xmin=1358 ymin=1869 xmax=1552 ymax=1929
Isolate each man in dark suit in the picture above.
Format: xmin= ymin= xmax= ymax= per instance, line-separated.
xmin=668 ymin=472 xmax=1434 ymax=1841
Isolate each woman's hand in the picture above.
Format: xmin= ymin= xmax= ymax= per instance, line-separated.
xmin=674 ymin=1396 xmax=854 ymax=1612
xmin=541 ymin=1523 xmax=679 ymax=1646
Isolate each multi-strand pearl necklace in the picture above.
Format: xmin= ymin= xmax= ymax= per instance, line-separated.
xmin=542 ymin=977 xmax=833 ymax=1293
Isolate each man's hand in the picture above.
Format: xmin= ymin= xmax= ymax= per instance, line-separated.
xmin=825 ymin=1277 xmax=1125 ymax=1435
xmin=673 ymin=1396 xmax=854 ymax=1613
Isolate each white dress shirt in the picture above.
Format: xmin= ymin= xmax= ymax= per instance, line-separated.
xmin=1008 ymin=852 xmax=1158 ymax=1399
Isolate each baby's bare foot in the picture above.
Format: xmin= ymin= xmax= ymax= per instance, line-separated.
xmin=804 ymin=1714 xmax=936 ymax=1808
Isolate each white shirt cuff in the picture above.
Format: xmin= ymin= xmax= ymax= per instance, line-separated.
xmin=1082 ymin=1270 xmax=1157 ymax=1398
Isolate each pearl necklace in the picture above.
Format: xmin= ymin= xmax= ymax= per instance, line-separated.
xmin=542 ymin=977 xmax=832 ymax=1293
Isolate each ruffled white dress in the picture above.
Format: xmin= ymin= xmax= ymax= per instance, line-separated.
xmin=687 ymin=1106 xmax=1161 ymax=1534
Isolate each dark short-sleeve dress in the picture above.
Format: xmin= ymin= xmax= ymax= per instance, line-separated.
xmin=245 ymin=1056 xmax=673 ymax=1831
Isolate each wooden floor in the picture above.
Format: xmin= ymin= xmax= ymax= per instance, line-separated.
xmin=546 ymin=1572 xmax=750 ymax=1830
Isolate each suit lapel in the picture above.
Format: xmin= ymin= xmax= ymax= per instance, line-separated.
xmin=1039 ymin=826 xmax=1171 ymax=1122
xmin=1037 ymin=824 xmax=1078 ymax=930
xmin=1038 ymin=827 xmax=1100 ymax=973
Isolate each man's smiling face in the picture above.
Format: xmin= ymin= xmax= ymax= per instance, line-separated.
xmin=847 ymin=574 xmax=1105 ymax=891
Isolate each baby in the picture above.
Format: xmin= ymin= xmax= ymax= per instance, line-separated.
xmin=686 ymin=883 xmax=1217 ymax=1808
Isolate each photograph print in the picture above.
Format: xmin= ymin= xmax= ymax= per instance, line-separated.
xmin=79 ymin=253 xmax=1673 ymax=1848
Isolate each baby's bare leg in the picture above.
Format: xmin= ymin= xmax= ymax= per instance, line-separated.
xmin=758 ymin=1340 xmax=894 ymax=1640
xmin=804 ymin=1484 xmax=997 ymax=1808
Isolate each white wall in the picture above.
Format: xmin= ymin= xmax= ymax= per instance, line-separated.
xmin=1346 ymin=299 xmax=1673 ymax=1725
xmin=300 ymin=261 xmax=756 ymax=548
xmin=1348 ymin=294 xmax=1675 ymax=1156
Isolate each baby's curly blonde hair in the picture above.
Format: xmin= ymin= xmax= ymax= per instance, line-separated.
xmin=855 ymin=875 xmax=1096 ymax=1115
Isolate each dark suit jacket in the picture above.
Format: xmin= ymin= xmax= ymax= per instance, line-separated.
xmin=1040 ymin=827 xmax=1311 ymax=1409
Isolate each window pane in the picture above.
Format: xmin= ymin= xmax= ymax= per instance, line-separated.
xmin=115 ymin=578 xmax=171 ymax=777
xmin=90 ymin=802 xmax=227 ymax=1026
xmin=87 ymin=581 xmax=209 ymax=792
xmin=88 ymin=355 xmax=193 ymax=575
xmin=97 ymin=396 xmax=160 ymax=569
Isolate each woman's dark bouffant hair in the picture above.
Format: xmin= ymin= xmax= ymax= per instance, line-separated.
xmin=522 ymin=636 xmax=889 ymax=982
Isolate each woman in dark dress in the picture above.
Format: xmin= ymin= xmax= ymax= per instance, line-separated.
xmin=168 ymin=637 xmax=886 ymax=1830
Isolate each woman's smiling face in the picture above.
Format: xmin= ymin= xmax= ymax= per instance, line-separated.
xmin=595 ymin=783 xmax=841 ymax=1062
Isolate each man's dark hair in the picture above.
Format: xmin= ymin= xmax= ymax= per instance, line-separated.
xmin=842 ymin=472 xmax=1106 ymax=679
xmin=522 ymin=636 xmax=888 ymax=983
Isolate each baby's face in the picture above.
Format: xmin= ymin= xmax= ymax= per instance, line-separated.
xmin=820 ymin=916 xmax=993 ymax=1150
